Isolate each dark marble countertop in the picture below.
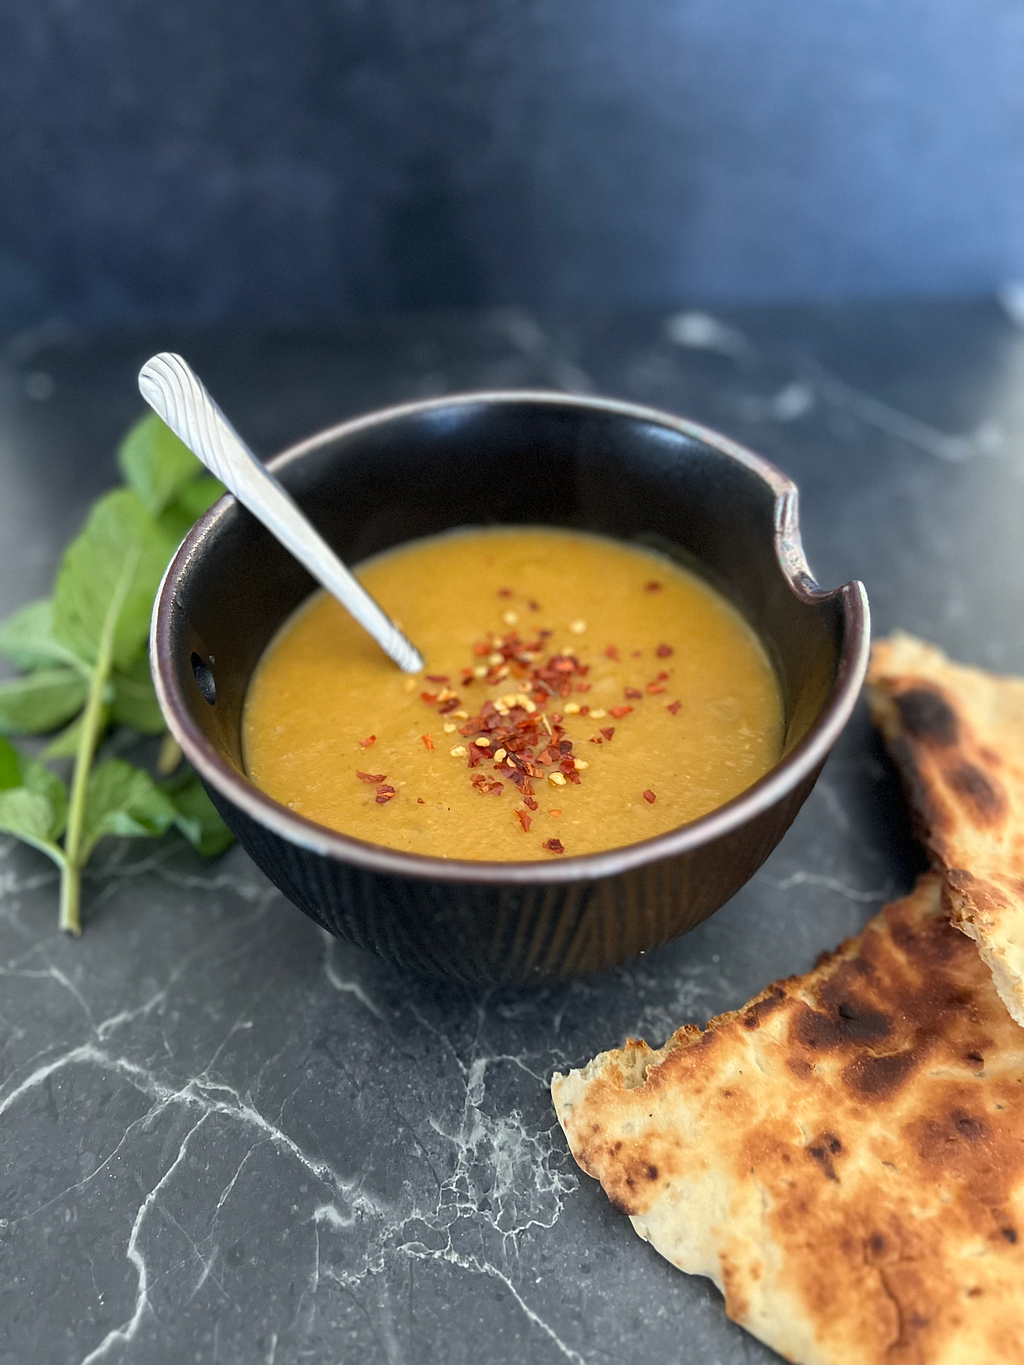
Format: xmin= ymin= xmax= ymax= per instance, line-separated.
xmin=1 ymin=301 xmax=1022 ymax=1365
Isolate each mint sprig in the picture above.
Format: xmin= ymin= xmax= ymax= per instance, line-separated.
xmin=0 ymin=413 xmax=232 ymax=934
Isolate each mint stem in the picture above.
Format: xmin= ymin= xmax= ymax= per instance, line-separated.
xmin=60 ymin=548 xmax=140 ymax=935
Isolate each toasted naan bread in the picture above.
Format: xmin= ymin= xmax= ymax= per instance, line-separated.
xmin=867 ymin=632 xmax=1024 ymax=1026
xmin=552 ymin=876 xmax=1024 ymax=1365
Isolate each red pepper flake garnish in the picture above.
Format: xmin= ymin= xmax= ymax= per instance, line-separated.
xmin=549 ymin=809 xmax=562 ymax=817
xmin=600 ymin=726 xmax=615 ymax=740
xmin=646 ymin=682 xmax=666 ymax=695
xmin=425 ymin=673 xmax=449 ymax=683
xmin=528 ymin=599 xmax=540 ymax=612
xmin=543 ymin=838 xmax=565 ymax=854
xmin=666 ymin=700 xmax=682 ymax=715
xmin=624 ymin=686 xmax=643 ymax=700
xmin=357 ymin=735 xmax=376 ymax=748
xmin=417 ymin=797 xmax=425 ymax=804
xmin=375 ymin=785 xmax=396 ymax=804
xmin=589 ymin=736 xmax=602 ymax=744
xmin=642 ymin=789 xmax=657 ymax=804
xmin=516 ymin=809 xmax=532 ymax=832
xmin=656 ymin=644 xmax=673 ymax=658
xmin=356 ymin=771 xmax=386 ymax=783
xmin=416 ymin=627 xmax=642 ymax=808
xmin=497 ymin=587 xmax=513 ymax=598
xmin=604 ymin=644 xmax=619 ymax=660
xmin=645 ymin=581 xmax=663 ymax=592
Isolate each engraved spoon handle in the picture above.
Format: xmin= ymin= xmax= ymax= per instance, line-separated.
xmin=138 ymin=352 xmax=424 ymax=673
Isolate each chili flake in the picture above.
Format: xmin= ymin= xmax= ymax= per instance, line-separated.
xmin=356 ymin=771 xmax=386 ymax=783
xmin=645 ymin=581 xmax=663 ymax=592
xmin=608 ymin=705 xmax=633 ymax=719
xmin=646 ymin=682 xmax=666 ymax=695
xmin=516 ymin=809 xmax=532 ymax=832
xmin=549 ymin=809 xmax=562 ymax=817
xmin=375 ymin=785 xmax=396 ymax=804
xmin=425 ymin=674 xmax=449 ymax=683
xmin=524 ymin=796 xmax=539 ymax=811
xmin=666 ymin=700 xmax=682 ymax=715
xmin=643 ymin=789 xmax=657 ymax=804
xmin=656 ymin=644 xmax=673 ymax=658
xmin=604 ymin=644 xmax=620 ymax=660
xmin=600 ymin=727 xmax=615 ymax=740
xmin=421 ymin=734 xmax=434 ymax=750
xmin=357 ymin=735 xmax=377 ymax=748
xmin=624 ymin=687 xmax=643 ymax=700
xmin=543 ymin=838 xmax=565 ymax=854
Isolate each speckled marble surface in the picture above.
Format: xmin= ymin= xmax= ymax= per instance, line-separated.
xmin=1 ymin=301 xmax=1022 ymax=1364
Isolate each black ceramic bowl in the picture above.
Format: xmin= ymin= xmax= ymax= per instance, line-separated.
xmin=152 ymin=391 xmax=869 ymax=983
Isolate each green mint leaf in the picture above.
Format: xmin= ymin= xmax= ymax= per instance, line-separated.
xmin=0 ymin=788 xmax=61 ymax=849
xmin=157 ymin=474 xmax=227 ymax=547
xmin=0 ymin=668 xmax=89 ymax=735
xmin=0 ymin=599 xmax=86 ymax=672
xmin=117 ymin=412 xmax=204 ymax=516
xmin=0 ymin=751 xmax=66 ymax=849
xmin=0 ymin=736 xmax=21 ymax=790
xmin=81 ymin=758 xmax=177 ymax=859
xmin=163 ymin=769 xmax=234 ymax=857
xmin=21 ymin=757 xmax=68 ymax=838
xmin=173 ymin=475 xmax=225 ymax=521
xmin=53 ymin=488 xmax=177 ymax=672
xmin=110 ymin=655 xmax=165 ymax=734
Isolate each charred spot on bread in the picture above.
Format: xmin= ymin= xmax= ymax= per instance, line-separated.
xmin=893 ymin=686 xmax=960 ymax=745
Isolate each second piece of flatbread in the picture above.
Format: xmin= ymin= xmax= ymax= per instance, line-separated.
xmin=552 ymin=876 xmax=1024 ymax=1365
xmin=866 ymin=631 xmax=1024 ymax=1025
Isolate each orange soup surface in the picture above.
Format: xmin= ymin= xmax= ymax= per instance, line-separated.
xmin=242 ymin=527 xmax=784 ymax=860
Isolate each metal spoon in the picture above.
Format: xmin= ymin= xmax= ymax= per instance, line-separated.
xmin=138 ymin=352 xmax=424 ymax=673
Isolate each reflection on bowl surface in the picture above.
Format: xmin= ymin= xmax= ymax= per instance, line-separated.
xmin=152 ymin=391 xmax=869 ymax=983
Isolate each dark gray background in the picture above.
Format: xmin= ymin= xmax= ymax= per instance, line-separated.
xmin=2 ymin=0 xmax=1023 ymax=333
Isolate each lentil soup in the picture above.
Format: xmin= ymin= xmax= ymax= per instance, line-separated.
xmin=242 ymin=527 xmax=784 ymax=860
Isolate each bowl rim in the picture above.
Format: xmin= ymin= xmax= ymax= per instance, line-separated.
xmin=151 ymin=389 xmax=870 ymax=883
